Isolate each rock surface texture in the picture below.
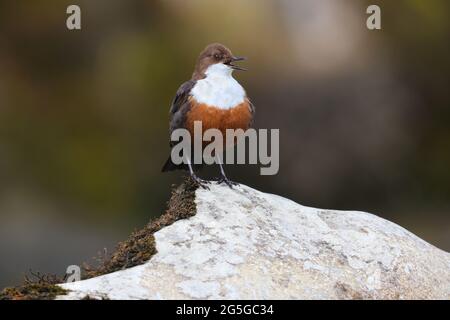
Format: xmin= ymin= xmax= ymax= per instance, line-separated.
xmin=58 ymin=183 xmax=450 ymax=300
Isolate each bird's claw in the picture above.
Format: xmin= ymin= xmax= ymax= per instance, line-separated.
xmin=217 ymin=176 xmax=238 ymax=189
xmin=191 ymin=175 xmax=210 ymax=190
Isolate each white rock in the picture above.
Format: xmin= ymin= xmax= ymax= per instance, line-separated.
xmin=58 ymin=183 xmax=450 ymax=300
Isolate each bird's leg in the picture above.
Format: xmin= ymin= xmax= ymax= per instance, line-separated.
xmin=215 ymin=155 xmax=237 ymax=188
xmin=185 ymin=155 xmax=209 ymax=189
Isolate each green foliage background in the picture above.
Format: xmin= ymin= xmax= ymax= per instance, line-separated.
xmin=0 ymin=0 xmax=448 ymax=287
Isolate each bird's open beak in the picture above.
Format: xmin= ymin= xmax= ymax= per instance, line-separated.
xmin=228 ymin=56 xmax=247 ymax=71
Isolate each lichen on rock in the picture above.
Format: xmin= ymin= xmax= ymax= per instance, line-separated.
xmin=58 ymin=182 xmax=450 ymax=300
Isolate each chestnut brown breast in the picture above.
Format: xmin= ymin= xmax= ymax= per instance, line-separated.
xmin=185 ymin=97 xmax=253 ymax=145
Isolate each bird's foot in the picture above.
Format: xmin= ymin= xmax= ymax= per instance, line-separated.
xmin=191 ymin=174 xmax=210 ymax=190
xmin=216 ymin=176 xmax=238 ymax=189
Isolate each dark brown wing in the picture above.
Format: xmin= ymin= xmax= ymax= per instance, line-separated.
xmin=246 ymin=97 xmax=256 ymax=128
xmin=168 ymin=80 xmax=196 ymax=146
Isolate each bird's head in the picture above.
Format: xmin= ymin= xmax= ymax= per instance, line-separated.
xmin=193 ymin=43 xmax=246 ymax=79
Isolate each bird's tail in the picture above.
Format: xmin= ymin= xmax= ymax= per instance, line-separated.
xmin=162 ymin=156 xmax=182 ymax=172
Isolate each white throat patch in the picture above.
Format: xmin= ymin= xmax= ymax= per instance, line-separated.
xmin=191 ymin=63 xmax=246 ymax=110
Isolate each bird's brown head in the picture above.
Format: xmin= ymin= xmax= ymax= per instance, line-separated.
xmin=192 ymin=43 xmax=246 ymax=80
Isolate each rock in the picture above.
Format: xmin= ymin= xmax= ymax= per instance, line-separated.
xmin=57 ymin=183 xmax=450 ymax=300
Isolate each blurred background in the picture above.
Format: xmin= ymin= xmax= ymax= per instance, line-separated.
xmin=0 ymin=0 xmax=449 ymax=288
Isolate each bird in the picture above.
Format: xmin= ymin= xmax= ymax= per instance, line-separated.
xmin=161 ymin=43 xmax=254 ymax=188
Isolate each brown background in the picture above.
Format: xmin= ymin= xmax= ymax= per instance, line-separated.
xmin=0 ymin=0 xmax=449 ymax=288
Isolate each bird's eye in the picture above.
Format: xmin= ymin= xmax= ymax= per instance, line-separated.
xmin=214 ymin=54 xmax=221 ymax=60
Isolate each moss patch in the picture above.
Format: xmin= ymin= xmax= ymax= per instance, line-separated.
xmin=0 ymin=272 xmax=68 ymax=300
xmin=81 ymin=294 xmax=110 ymax=300
xmin=83 ymin=176 xmax=198 ymax=278
xmin=0 ymin=177 xmax=199 ymax=299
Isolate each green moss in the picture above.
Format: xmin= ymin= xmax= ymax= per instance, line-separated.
xmin=81 ymin=294 xmax=109 ymax=300
xmin=0 ymin=176 xmax=199 ymax=299
xmin=0 ymin=272 xmax=67 ymax=300
xmin=83 ymin=176 xmax=198 ymax=278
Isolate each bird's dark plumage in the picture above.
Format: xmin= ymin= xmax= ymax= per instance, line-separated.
xmin=168 ymin=80 xmax=196 ymax=143
xmin=162 ymin=80 xmax=197 ymax=172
